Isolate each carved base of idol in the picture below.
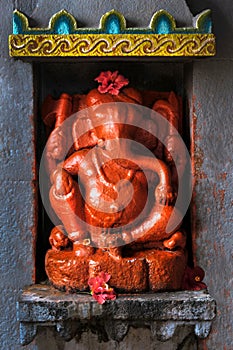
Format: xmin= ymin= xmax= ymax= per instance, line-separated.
xmin=43 ymin=71 xmax=188 ymax=293
xmin=46 ymin=238 xmax=187 ymax=292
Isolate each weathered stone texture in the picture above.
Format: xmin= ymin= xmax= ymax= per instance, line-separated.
xmin=0 ymin=181 xmax=36 ymax=286
xmin=190 ymin=61 xmax=233 ymax=350
xmin=0 ymin=58 xmax=34 ymax=181
xmin=0 ymin=3 xmax=35 ymax=350
xmin=36 ymin=326 xmax=197 ymax=350
xmin=0 ymin=1 xmax=13 ymax=56
xmin=17 ymin=285 xmax=215 ymax=346
xmin=0 ymin=287 xmax=37 ymax=350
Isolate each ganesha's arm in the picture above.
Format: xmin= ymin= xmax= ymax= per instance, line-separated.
xmin=42 ymin=93 xmax=72 ymax=128
xmin=152 ymin=96 xmax=187 ymax=178
xmin=45 ymin=127 xmax=67 ymax=175
xmin=42 ymin=94 xmax=74 ymax=175
xmin=49 ymin=169 xmax=89 ymax=242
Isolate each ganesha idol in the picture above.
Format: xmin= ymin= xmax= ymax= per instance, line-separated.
xmin=41 ymin=71 xmax=189 ymax=293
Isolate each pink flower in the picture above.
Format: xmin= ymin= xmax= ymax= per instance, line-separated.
xmin=88 ymin=271 xmax=117 ymax=304
xmin=181 ymin=266 xmax=207 ymax=291
xmin=92 ymin=289 xmax=116 ymax=304
xmin=88 ymin=271 xmax=111 ymax=293
xmin=95 ymin=71 xmax=129 ymax=95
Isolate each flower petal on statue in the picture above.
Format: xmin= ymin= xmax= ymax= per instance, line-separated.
xmin=95 ymin=70 xmax=112 ymax=84
xmin=95 ymin=71 xmax=129 ymax=95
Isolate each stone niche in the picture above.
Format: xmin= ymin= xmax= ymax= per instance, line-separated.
xmin=10 ymin=0 xmax=216 ymax=346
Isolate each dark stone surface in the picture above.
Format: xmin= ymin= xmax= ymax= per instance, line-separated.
xmin=0 ymin=4 xmax=36 ymax=350
xmin=0 ymin=58 xmax=34 ymax=182
xmin=190 ymin=60 xmax=233 ymax=350
xmin=36 ymin=325 xmax=198 ymax=350
xmin=17 ymin=285 xmax=216 ymax=345
xmin=18 ymin=285 xmax=216 ymax=322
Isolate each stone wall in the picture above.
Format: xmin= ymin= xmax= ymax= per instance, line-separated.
xmin=186 ymin=1 xmax=233 ymax=348
xmin=0 ymin=1 xmax=232 ymax=349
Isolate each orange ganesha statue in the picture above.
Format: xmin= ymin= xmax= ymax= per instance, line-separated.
xmin=42 ymin=71 xmax=188 ymax=292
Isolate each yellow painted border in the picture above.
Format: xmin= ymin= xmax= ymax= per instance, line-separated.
xmin=9 ymin=34 xmax=216 ymax=57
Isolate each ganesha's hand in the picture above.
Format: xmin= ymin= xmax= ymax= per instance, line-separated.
xmin=163 ymin=230 xmax=186 ymax=250
xmin=49 ymin=225 xmax=70 ymax=251
xmin=155 ymin=185 xmax=174 ymax=205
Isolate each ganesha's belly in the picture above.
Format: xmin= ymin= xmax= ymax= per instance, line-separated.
xmin=83 ymin=159 xmax=148 ymax=228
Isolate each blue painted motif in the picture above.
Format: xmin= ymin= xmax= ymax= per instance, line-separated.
xmin=12 ymin=9 xmax=214 ymax=35
xmin=105 ymin=15 xmax=121 ymax=34
xmin=153 ymin=14 xmax=173 ymax=34
xmin=53 ymin=15 xmax=72 ymax=34
xmin=13 ymin=12 xmax=24 ymax=34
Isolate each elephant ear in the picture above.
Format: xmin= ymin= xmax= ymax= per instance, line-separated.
xmin=117 ymin=87 xmax=143 ymax=104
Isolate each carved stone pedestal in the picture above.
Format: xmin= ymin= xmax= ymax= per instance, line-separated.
xmin=45 ymin=248 xmax=186 ymax=292
xmin=17 ymin=285 xmax=216 ymax=345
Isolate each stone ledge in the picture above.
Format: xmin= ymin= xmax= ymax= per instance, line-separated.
xmin=17 ymin=284 xmax=216 ymax=345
